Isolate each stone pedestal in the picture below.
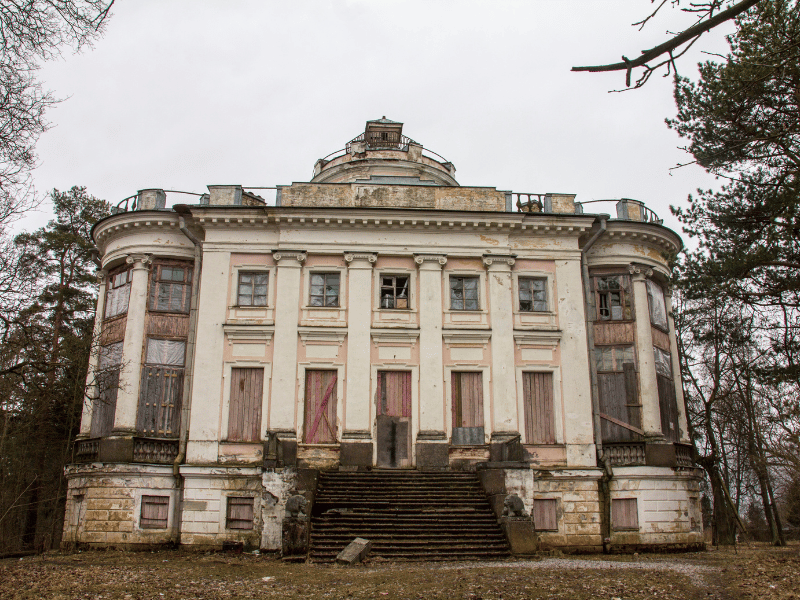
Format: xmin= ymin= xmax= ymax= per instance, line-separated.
xmin=500 ymin=516 xmax=539 ymax=555
xmin=281 ymin=516 xmax=308 ymax=558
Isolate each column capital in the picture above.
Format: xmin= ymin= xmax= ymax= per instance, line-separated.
xmin=482 ymin=254 xmax=516 ymax=270
xmin=628 ymin=264 xmax=653 ymax=281
xmin=344 ymin=252 xmax=377 ymax=266
xmin=414 ymin=253 xmax=447 ymax=268
xmin=125 ymin=254 xmax=152 ymax=269
xmin=96 ymin=269 xmax=108 ymax=284
xmin=272 ymin=250 xmax=306 ymax=265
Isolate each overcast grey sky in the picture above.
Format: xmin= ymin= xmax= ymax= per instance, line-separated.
xmin=23 ymin=0 xmax=734 ymax=237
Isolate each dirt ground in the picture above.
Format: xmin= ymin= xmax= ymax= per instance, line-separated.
xmin=0 ymin=543 xmax=797 ymax=600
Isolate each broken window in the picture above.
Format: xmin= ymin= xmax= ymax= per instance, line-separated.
xmin=647 ymin=279 xmax=668 ymax=329
xmin=309 ymin=273 xmax=340 ymax=307
xmin=655 ymin=347 xmax=680 ymax=441
xmin=228 ymin=368 xmax=264 ymax=442
xmin=140 ymin=495 xmax=169 ymax=529
xmin=594 ymin=346 xmax=635 ymax=372
xmin=149 ymin=262 xmax=192 ymax=313
xmin=226 ymin=496 xmax=254 ymax=530
xmin=380 ymin=275 xmax=409 ymax=309
xmin=237 ymin=272 xmax=268 ymax=306
xmin=612 ymin=498 xmax=639 ymax=530
xmin=450 ymin=276 xmax=480 ymax=311
xmin=533 ymin=499 xmax=558 ymax=531
xmin=104 ymin=268 xmax=132 ymax=319
xmin=518 ymin=277 xmax=547 ymax=312
xmin=594 ymin=275 xmax=632 ymax=321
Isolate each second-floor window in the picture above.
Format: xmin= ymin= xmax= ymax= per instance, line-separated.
xmin=150 ymin=263 xmax=192 ymax=313
xmin=519 ymin=277 xmax=547 ymax=312
xmin=309 ymin=273 xmax=340 ymax=307
xmin=647 ymin=279 xmax=668 ymax=329
xmin=380 ymin=275 xmax=409 ymax=309
xmin=237 ymin=272 xmax=268 ymax=306
xmin=450 ymin=276 xmax=479 ymax=311
xmin=105 ymin=269 xmax=131 ymax=319
xmin=594 ymin=275 xmax=632 ymax=321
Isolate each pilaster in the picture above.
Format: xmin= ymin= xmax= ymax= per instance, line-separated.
xmin=268 ymin=251 xmax=306 ymax=439
xmin=113 ymin=254 xmax=151 ymax=434
xmin=629 ymin=265 xmax=662 ymax=438
xmin=341 ymin=252 xmax=377 ymax=467
xmin=482 ymin=254 xmax=518 ymax=435
xmin=664 ymin=287 xmax=689 ymax=442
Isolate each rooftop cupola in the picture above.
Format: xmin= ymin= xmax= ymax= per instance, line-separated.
xmin=311 ymin=117 xmax=458 ymax=186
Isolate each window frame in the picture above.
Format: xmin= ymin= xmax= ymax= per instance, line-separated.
xmin=594 ymin=345 xmax=637 ymax=373
xmin=592 ymin=273 xmax=633 ymax=322
xmin=236 ymin=271 xmax=269 ymax=307
xmin=533 ymin=498 xmax=559 ymax=531
xmin=148 ymin=261 xmax=192 ymax=314
xmin=104 ymin=266 xmax=132 ymax=319
xmin=140 ymin=495 xmax=170 ymax=530
xmin=646 ymin=278 xmax=669 ymax=331
xmin=308 ymin=271 xmax=342 ymax=308
xmin=612 ymin=497 xmax=640 ymax=531
xmin=379 ymin=274 xmax=411 ymax=310
xmin=518 ymin=276 xmax=549 ymax=313
xmin=449 ymin=274 xmax=481 ymax=311
xmin=225 ymin=496 xmax=255 ymax=530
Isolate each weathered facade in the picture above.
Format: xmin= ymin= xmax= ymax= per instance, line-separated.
xmin=63 ymin=118 xmax=703 ymax=553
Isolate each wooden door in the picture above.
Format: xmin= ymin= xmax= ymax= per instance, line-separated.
xmin=598 ymin=363 xmax=642 ymax=442
xmin=522 ymin=372 xmax=555 ymax=444
xmin=451 ymin=372 xmax=484 ymax=445
xmin=657 ymin=374 xmax=680 ymax=442
xmin=376 ymin=371 xmax=412 ymax=468
xmin=228 ymin=368 xmax=264 ymax=442
xmin=304 ymin=370 xmax=338 ymax=444
xmin=137 ymin=366 xmax=183 ymax=438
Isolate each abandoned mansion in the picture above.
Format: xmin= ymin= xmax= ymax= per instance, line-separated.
xmin=63 ymin=118 xmax=703 ymax=557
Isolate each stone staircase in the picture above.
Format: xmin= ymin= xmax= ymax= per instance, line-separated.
xmin=309 ymin=470 xmax=510 ymax=562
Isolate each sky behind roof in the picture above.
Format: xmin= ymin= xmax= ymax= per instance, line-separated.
xmin=23 ymin=0 xmax=734 ymax=238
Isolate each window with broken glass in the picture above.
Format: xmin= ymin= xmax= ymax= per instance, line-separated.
xmin=104 ymin=268 xmax=132 ymax=319
xmin=646 ymin=279 xmax=668 ymax=330
xmin=450 ymin=276 xmax=479 ymax=311
xmin=237 ymin=272 xmax=268 ymax=306
xmin=149 ymin=263 xmax=192 ymax=313
xmin=594 ymin=275 xmax=632 ymax=321
xmin=380 ymin=275 xmax=409 ymax=309
xmin=518 ymin=277 xmax=547 ymax=312
xmin=309 ymin=273 xmax=340 ymax=307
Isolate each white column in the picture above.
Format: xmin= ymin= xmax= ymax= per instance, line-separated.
xmin=113 ymin=254 xmax=151 ymax=433
xmin=483 ymin=255 xmax=518 ymax=434
xmin=664 ymin=287 xmax=689 ymax=442
xmin=185 ymin=249 xmax=230 ymax=463
xmin=415 ymin=254 xmax=447 ymax=434
xmin=629 ymin=265 xmax=662 ymax=437
xmin=555 ymin=257 xmax=595 ymax=466
xmin=269 ymin=251 xmax=305 ymax=432
xmin=79 ymin=270 xmax=108 ymax=437
xmin=344 ymin=252 xmax=376 ymax=434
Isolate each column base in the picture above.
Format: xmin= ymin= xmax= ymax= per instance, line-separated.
xmin=263 ymin=430 xmax=297 ymax=468
xmin=415 ymin=431 xmax=448 ymax=468
xmin=645 ymin=443 xmax=677 ymax=467
xmin=340 ymin=431 xmax=373 ymax=468
xmin=489 ymin=431 xmax=523 ymax=462
xmin=99 ymin=436 xmax=134 ymax=462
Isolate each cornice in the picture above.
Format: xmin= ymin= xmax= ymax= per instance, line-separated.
xmin=597 ymin=220 xmax=682 ymax=253
xmin=93 ymin=211 xmax=184 ymax=246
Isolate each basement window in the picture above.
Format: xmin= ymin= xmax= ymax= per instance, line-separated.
xmin=226 ymin=496 xmax=255 ymax=530
xmin=140 ymin=495 xmax=169 ymax=529
xmin=612 ymin=498 xmax=639 ymax=530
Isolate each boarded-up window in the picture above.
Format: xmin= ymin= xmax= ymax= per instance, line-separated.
xmin=376 ymin=371 xmax=412 ymax=468
xmin=647 ymin=279 xmax=668 ymax=329
xmin=612 ymin=498 xmax=639 ymax=530
xmin=533 ymin=498 xmax=558 ymax=531
xmin=228 ymin=368 xmax=264 ymax=442
xmin=523 ymin=372 xmax=555 ymax=444
xmin=105 ymin=269 xmax=131 ymax=319
xmin=451 ymin=372 xmax=484 ymax=445
xmin=519 ymin=277 xmax=547 ymax=312
xmin=226 ymin=496 xmax=254 ymax=530
xmin=149 ymin=263 xmax=192 ymax=313
xmin=596 ymin=346 xmax=642 ymax=443
xmin=140 ymin=495 xmax=169 ymax=529
xmin=594 ymin=275 xmax=632 ymax=321
xmin=91 ymin=342 xmax=123 ymax=438
xmin=304 ymin=370 xmax=338 ymax=443
xmin=655 ymin=347 xmax=680 ymax=442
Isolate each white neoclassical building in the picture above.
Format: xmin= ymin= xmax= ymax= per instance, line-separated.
xmin=63 ymin=118 xmax=703 ymax=553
